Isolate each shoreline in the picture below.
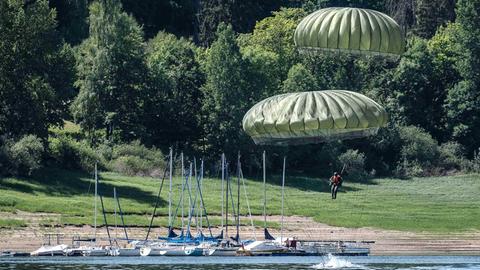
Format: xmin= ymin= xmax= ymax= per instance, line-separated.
xmin=1 ymin=213 xmax=479 ymax=256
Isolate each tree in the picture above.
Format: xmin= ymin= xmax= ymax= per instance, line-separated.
xmin=239 ymin=8 xmax=305 ymax=98
xmin=200 ymin=23 xmax=252 ymax=157
xmin=388 ymin=38 xmax=449 ymax=141
xmin=71 ymin=0 xmax=148 ymax=143
xmin=0 ymin=0 xmax=75 ymax=140
xmin=444 ymin=0 xmax=480 ymax=153
xmin=49 ymin=0 xmax=89 ymax=45
xmin=197 ymin=0 xmax=234 ymax=46
xmin=282 ymin=64 xmax=318 ymax=93
xmin=121 ymin=0 xmax=196 ymax=39
xmin=198 ymin=0 xmax=292 ymax=46
xmin=145 ymin=32 xmax=204 ymax=149
xmin=386 ymin=0 xmax=416 ymax=33
xmin=414 ymin=0 xmax=456 ymax=38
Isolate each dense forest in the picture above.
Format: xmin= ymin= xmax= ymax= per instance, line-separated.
xmin=1 ymin=0 xmax=480 ymax=179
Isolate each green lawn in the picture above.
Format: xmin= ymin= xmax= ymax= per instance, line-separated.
xmin=0 ymin=168 xmax=479 ymax=233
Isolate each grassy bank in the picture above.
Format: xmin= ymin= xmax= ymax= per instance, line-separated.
xmin=0 ymin=168 xmax=479 ymax=233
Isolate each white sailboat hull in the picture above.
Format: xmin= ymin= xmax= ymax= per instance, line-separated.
xmin=31 ymin=245 xmax=68 ymax=256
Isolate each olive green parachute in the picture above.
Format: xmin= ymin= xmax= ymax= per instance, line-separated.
xmin=242 ymin=90 xmax=388 ymax=145
xmin=294 ymin=7 xmax=405 ymax=57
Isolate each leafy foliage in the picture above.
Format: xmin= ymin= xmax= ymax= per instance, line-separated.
xmin=0 ymin=135 xmax=44 ymax=176
xmin=200 ymin=24 xmax=254 ymax=157
xmin=145 ymin=32 xmax=204 ymax=149
xmin=71 ymin=0 xmax=148 ymax=143
xmin=108 ymin=141 xmax=166 ymax=177
xmin=0 ymin=0 xmax=75 ymax=140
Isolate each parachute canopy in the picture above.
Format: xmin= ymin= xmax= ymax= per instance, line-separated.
xmin=242 ymin=90 xmax=388 ymax=145
xmin=294 ymin=7 xmax=405 ymax=57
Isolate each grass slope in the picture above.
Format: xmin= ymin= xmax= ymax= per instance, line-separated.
xmin=0 ymin=168 xmax=479 ymax=233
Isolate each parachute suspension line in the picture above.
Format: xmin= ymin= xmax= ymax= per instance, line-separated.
xmin=239 ymin=162 xmax=256 ymax=240
xmin=221 ymin=153 xmax=225 ymax=230
xmin=281 ymin=156 xmax=286 ymax=242
xmin=263 ymin=151 xmax=267 ymax=230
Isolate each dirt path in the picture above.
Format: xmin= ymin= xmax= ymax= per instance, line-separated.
xmin=1 ymin=212 xmax=479 ymax=255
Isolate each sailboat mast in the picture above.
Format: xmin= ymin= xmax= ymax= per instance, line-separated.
xmin=263 ymin=151 xmax=266 ymax=230
xmin=94 ymin=162 xmax=98 ymax=243
xmin=200 ymin=159 xmax=204 ymax=231
xmin=221 ymin=154 xmax=224 ymax=230
xmin=193 ymin=158 xmax=198 ymax=231
xmin=236 ymin=153 xmax=240 ymax=240
xmin=168 ymin=147 xmax=173 ymax=228
xmin=281 ymin=156 xmax=286 ymax=242
xmin=225 ymin=162 xmax=229 ymax=239
xmin=181 ymin=152 xmax=185 ymax=232
xmin=187 ymin=162 xmax=193 ymax=234
xmin=114 ymin=187 xmax=117 ymax=242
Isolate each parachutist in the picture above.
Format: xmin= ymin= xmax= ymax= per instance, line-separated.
xmin=330 ymin=172 xmax=343 ymax=199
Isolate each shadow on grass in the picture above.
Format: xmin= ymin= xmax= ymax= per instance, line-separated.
xmin=0 ymin=179 xmax=36 ymax=194
xmin=246 ymin=174 xmax=378 ymax=193
xmin=2 ymin=167 xmax=166 ymax=207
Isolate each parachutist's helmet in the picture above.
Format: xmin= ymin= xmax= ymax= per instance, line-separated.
xmin=334 ymin=172 xmax=338 ymax=176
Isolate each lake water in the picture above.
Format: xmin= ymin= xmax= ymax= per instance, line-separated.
xmin=1 ymin=255 xmax=480 ymax=270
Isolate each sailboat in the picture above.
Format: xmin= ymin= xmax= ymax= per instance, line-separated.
xmin=65 ymin=163 xmax=109 ymax=257
xmin=30 ymin=234 xmax=68 ymax=256
xmin=237 ymin=152 xmax=288 ymax=256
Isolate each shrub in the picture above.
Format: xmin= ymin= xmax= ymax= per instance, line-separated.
xmin=438 ymin=141 xmax=469 ymax=172
xmin=3 ymin=135 xmax=44 ymax=176
xmin=49 ymin=135 xmax=101 ymax=172
xmin=338 ymin=149 xmax=367 ymax=181
xmin=471 ymin=149 xmax=480 ymax=173
xmin=396 ymin=126 xmax=440 ymax=177
xmin=108 ymin=141 xmax=165 ymax=176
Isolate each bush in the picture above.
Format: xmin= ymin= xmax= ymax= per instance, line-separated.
xmin=396 ymin=126 xmax=440 ymax=177
xmin=0 ymin=135 xmax=44 ymax=176
xmin=49 ymin=135 xmax=101 ymax=172
xmin=438 ymin=141 xmax=469 ymax=172
xmin=338 ymin=149 xmax=367 ymax=181
xmin=108 ymin=141 xmax=165 ymax=176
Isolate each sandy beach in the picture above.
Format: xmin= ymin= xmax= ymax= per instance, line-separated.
xmin=0 ymin=212 xmax=479 ymax=255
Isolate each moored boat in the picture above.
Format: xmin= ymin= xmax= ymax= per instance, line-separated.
xmin=30 ymin=244 xmax=68 ymax=256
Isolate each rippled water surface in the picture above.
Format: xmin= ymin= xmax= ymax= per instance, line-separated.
xmin=1 ymin=256 xmax=480 ymax=270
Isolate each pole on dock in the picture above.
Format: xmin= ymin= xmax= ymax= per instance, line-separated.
xmin=221 ymin=153 xmax=225 ymax=231
xmin=281 ymin=156 xmax=286 ymax=243
xmin=181 ymin=152 xmax=185 ymax=232
xmin=263 ymin=151 xmax=267 ymax=230
xmin=94 ymin=162 xmax=98 ymax=243
xmin=168 ymin=147 xmax=173 ymax=228
xmin=236 ymin=152 xmax=241 ymax=241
